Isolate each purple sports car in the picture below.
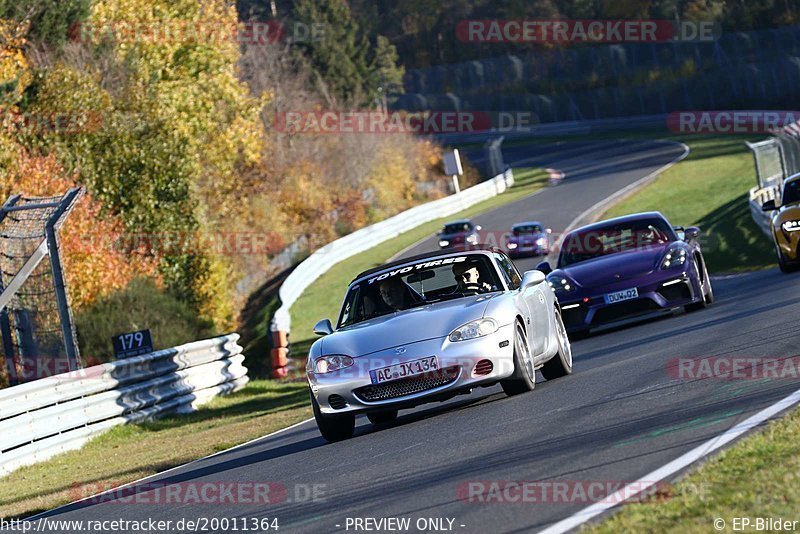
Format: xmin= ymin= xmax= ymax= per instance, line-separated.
xmin=536 ymin=212 xmax=714 ymax=336
xmin=506 ymin=221 xmax=552 ymax=258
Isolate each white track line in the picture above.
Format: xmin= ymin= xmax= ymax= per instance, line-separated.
xmin=27 ymin=417 xmax=315 ymax=519
xmin=539 ymin=386 xmax=800 ymax=534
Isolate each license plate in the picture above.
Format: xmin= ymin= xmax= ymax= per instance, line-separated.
xmin=370 ymin=356 xmax=439 ymax=385
xmin=604 ymin=287 xmax=639 ymax=304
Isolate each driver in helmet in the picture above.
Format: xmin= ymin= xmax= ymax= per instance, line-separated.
xmin=452 ymin=260 xmax=493 ymax=293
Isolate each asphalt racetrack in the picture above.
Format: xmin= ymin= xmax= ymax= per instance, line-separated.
xmin=23 ymin=139 xmax=800 ymax=533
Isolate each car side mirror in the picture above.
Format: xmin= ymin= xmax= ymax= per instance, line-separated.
xmin=762 ymin=199 xmax=778 ymax=211
xmin=313 ymin=319 xmax=333 ymax=336
xmin=521 ymin=270 xmax=546 ymax=288
xmin=535 ymin=261 xmax=552 ymax=275
xmin=684 ymin=226 xmax=701 ymax=241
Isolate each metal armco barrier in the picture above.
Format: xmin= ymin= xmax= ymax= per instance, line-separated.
xmin=269 ymin=168 xmax=515 ymax=377
xmin=750 ymin=185 xmax=780 ymax=237
xmin=746 ymin=125 xmax=800 ymax=236
xmin=0 ymin=334 xmax=247 ymax=476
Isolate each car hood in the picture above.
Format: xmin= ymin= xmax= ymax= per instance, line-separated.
xmin=321 ymin=294 xmax=498 ymax=358
xmin=557 ymin=244 xmax=672 ymax=286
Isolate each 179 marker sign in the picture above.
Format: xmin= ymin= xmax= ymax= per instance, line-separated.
xmin=112 ymin=329 xmax=153 ymax=358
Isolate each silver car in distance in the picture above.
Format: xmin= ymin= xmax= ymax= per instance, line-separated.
xmin=306 ymin=247 xmax=573 ymax=442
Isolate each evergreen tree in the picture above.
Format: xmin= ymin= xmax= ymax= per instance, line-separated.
xmin=368 ymin=35 xmax=405 ymax=103
xmin=292 ymin=0 xmax=372 ymax=105
xmin=0 ymin=0 xmax=90 ymax=46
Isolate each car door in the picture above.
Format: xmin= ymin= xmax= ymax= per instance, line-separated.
xmin=494 ymin=253 xmax=548 ymax=357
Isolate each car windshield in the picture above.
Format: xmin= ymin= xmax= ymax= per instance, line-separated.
xmin=337 ymin=254 xmax=501 ymax=328
xmin=783 ymin=179 xmax=800 ymax=205
xmin=513 ymin=224 xmax=542 ymax=235
xmin=443 ymin=222 xmax=471 ymax=234
xmin=558 ymin=218 xmax=675 ymax=267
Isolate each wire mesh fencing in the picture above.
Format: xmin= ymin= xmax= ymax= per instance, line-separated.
xmin=0 ymin=189 xmax=83 ymax=387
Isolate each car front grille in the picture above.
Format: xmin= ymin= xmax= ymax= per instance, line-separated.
xmin=659 ymin=281 xmax=692 ymax=302
xmin=593 ymin=299 xmax=661 ymax=325
xmin=562 ymin=306 xmax=588 ymax=327
xmin=354 ymin=366 xmax=460 ymax=402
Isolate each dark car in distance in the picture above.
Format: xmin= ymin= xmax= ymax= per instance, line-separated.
xmin=506 ymin=221 xmax=552 ymax=257
xmin=536 ymin=212 xmax=714 ymax=336
xmin=438 ymin=219 xmax=481 ymax=249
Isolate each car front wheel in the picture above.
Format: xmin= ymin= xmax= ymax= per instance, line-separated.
xmin=776 ymin=240 xmax=799 ymax=273
xmin=310 ymin=390 xmax=355 ymax=442
xmin=541 ymin=308 xmax=573 ymax=380
xmin=501 ymin=322 xmax=536 ymax=396
xmin=685 ymin=258 xmax=713 ymax=312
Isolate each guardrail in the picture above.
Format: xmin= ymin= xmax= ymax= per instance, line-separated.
xmin=268 ymin=168 xmax=514 ymax=377
xmin=745 ymin=125 xmax=800 ymax=238
xmin=749 ymin=185 xmax=780 ymax=237
xmin=0 ymin=334 xmax=247 ymax=476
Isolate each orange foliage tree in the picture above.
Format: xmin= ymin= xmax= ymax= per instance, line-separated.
xmin=0 ymin=143 xmax=160 ymax=309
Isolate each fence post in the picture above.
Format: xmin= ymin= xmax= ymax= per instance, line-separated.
xmin=45 ymin=188 xmax=84 ymax=372
xmin=0 ymin=195 xmax=21 ymax=385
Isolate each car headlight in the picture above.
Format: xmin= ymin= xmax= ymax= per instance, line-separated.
xmin=547 ymin=275 xmax=575 ymax=292
xmin=439 ymin=239 xmax=450 ymax=247
xmin=507 ymin=242 xmax=518 ymax=249
xmin=314 ymin=355 xmax=354 ymax=374
xmin=449 ymin=318 xmax=498 ymax=342
xmin=536 ymin=237 xmax=547 ymax=246
xmin=661 ymin=247 xmax=688 ymax=269
xmin=782 ymin=220 xmax=800 ymax=232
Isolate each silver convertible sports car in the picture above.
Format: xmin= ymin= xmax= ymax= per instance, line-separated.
xmin=306 ymin=246 xmax=573 ymax=442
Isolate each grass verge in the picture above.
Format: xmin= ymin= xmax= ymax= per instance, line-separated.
xmin=288 ymin=168 xmax=549 ymax=359
xmin=585 ymin=404 xmax=800 ymax=533
xmin=0 ymin=380 xmax=312 ymax=519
